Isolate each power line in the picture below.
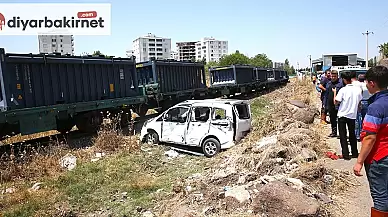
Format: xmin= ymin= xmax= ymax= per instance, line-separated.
xmin=362 ymin=30 xmax=374 ymax=68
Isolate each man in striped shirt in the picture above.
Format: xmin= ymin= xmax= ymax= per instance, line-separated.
xmin=353 ymin=65 xmax=388 ymax=216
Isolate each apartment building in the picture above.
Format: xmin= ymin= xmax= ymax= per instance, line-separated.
xmin=126 ymin=49 xmax=134 ymax=58
xmin=170 ymin=50 xmax=179 ymax=60
xmin=176 ymin=41 xmax=196 ymax=61
xmin=195 ymin=37 xmax=228 ymax=63
xmin=132 ymin=33 xmax=171 ymax=62
xmin=38 ymin=35 xmax=74 ymax=55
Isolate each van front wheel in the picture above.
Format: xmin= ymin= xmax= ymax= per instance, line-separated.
xmin=202 ymin=138 xmax=221 ymax=157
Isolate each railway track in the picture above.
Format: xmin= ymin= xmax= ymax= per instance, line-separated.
xmin=0 ymin=83 xmax=285 ymax=160
xmin=0 ymin=113 xmax=159 ymax=159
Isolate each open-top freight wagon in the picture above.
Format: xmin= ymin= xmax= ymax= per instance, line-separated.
xmin=208 ymin=65 xmax=288 ymax=97
xmin=134 ymin=59 xmax=208 ymax=115
xmin=0 ymin=49 xmax=289 ymax=140
xmin=0 ymin=48 xmax=144 ymax=137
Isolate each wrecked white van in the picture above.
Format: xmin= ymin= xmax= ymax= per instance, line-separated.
xmin=140 ymin=99 xmax=252 ymax=157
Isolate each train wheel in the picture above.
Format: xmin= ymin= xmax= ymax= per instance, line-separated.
xmin=75 ymin=112 xmax=103 ymax=133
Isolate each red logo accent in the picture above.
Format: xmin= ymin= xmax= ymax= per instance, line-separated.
xmin=0 ymin=13 xmax=5 ymax=31
xmin=77 ymin=11 xmax=97 ymax=19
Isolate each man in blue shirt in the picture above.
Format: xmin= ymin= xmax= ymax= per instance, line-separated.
xmin=325 ymin=70 xmax=344 ymax=137
xmin=353 ymin=65 xmax=388 ymax=216
xmin=318 ymin=69 xmax=331 ymax=124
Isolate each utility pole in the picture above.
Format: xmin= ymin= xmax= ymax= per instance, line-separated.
xmin=297 ymin=62 xmax=299 ymax=72
xmin=307 ymin=55 xmax=312 ymax=78
xmin=362 ymin=30 xmax=374 ymax=69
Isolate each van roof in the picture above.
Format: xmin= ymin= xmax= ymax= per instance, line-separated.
xmin=175 ymin=99 xmax=249 ymax=107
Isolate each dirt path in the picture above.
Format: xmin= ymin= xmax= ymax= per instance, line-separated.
xmin=316 ymin=102 xmax=372 ymax=216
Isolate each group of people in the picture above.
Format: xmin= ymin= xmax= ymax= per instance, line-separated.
xmin=317 ymin=69 xmax=370 ymax=157
xmin=315 ymin=65 xmax=388 ymax=216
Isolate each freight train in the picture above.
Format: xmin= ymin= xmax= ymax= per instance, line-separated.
xmin=0 ymin=48 xmax=289 ymax=139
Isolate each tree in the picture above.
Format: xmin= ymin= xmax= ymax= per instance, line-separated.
xmin=368 ymin=57 xmax=377 ymax=67
xmin=91 ymin=50 xmax=112 ymax=58
xmin=285 ymin=59 xmax=290 ymax=66
xmin=218 ymin=51 xmax=251 ymax=66
xmin=284 ymin=58 xmax=295 ymax=75
xmin=378 ymin=43 xmax=388 ymax=58
xmin=205 ymin=61 xmax=218 ymax=69
xmin=92 ymin=50 xmax=103 ymax=56
xmin=250 ymin=53 xmax=273 ymax=68
xmin=290 ymin=66 xmax=296 ymax=75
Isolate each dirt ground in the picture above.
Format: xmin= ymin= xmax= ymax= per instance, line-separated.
xmin=1 ymin=79 xmax=375 ymax=217
xmin=312 ymin=91 xmax=373 ymax=217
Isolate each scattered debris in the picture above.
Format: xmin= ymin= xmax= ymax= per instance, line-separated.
xmin=4 ymin=187 xmax=16 ymax=194
xmin=323 ymin=175 xmax=334 ymax=185
xmin=288 ymin=99 xmax=307 ymax=108
xmin=286 ymin=177 xmax=305 ymax=190
xmin=314 ymin=193 xmax=333 ymax=204
xmin=142 ymin=210 xmax=155 ymax=217
xmin=256 ymin=135 xmax=278 ymax=148
xmin=95 ymin=152 xmax=106 ymax=158
xmin=164 ymin=149 xmax=179 ymax=159
xmin=224 ymin=185 xmax=251 ymax=204
xmin=59 ymin=153 xmax=77 ymax=171
xmin=30 ymin=182 xmax=42 ymax=191
xmin=299 ymin=148 xmax=318 ymax=162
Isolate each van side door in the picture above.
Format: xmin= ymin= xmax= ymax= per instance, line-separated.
xmin=185 ymin=106 xmax=211 ymax=146
xmin=161 ymin=106 xmax=189 ymax=144
xmin=208 ymin=104 xmax=234 ymax=145
xmin=233 ymin=102 xmax=252 ymax=141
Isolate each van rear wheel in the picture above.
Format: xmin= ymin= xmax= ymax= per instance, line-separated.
xmin=202 ymin=138 xmax=221 ymax=157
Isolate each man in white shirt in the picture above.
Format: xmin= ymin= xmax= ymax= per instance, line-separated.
xmin=333 ymin=70 xmax=363 ymax=160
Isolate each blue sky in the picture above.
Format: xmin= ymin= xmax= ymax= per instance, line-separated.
xmin=0 ymin=0 xmax=387 ymax=68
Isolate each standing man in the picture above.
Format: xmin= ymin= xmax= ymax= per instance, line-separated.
xmin=325 ymin=70 xmax=343 ymax=137
xmin=354 ymin=74 xmax=372 ymax=141
xmin=318 ymin=69 xmax=331 ymax=124
xmin=333 ymin=71 xmax=362 ymax=160
xmin=353 ymin=65 xmax=388 ymax=215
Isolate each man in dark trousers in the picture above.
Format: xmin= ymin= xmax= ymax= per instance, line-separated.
xmin=325 ymin=70 xmax=343 ymax=137
xmin=333 ymin=71 xmax=362 ymax=160
xmin=318 ymin=69 xmax=331 ymax=124
xmin=353 ymin=65 xmax=388 ymax=216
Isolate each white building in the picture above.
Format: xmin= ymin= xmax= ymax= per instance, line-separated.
xmin=132 ymin=33 xmax=171 ymax=62
xmin=195 ymin=37 xmax=228 ymax=63
xmin=170 ymin=50 xmax=178 ymax=60
xmin=126 ymin=49 xmax=134 ymax=58
xmin=38 ymin=35 xmax=74 ymax=55
xmin=176 ymin=41 xmax=196 ymax=61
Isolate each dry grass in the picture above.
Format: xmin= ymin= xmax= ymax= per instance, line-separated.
xmin=292 ymin=161 xmax=361 ymax=195
xmin=0 ymin=139 xmax=69 ymax=183
xmin=93 ymin=115 xmax=139 ymax=153
xmin=130 ymin=174 xmax=157 ymax=191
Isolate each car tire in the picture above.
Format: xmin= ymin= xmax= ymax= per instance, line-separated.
xmin=202 ymin=138 xmax=221 ymax=158
xmin=146 ymin=130 xmax=159 ymax=145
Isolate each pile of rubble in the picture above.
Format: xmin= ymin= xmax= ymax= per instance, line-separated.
xmin=148 ymin=81 xmax=358 ymax=217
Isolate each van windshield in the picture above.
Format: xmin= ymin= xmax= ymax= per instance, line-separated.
xmin=234 ymin=103 xmax=250 ymax=119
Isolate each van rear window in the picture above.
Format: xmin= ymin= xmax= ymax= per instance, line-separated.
xmin=234 ymin=104 xmax=250 ymax=119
